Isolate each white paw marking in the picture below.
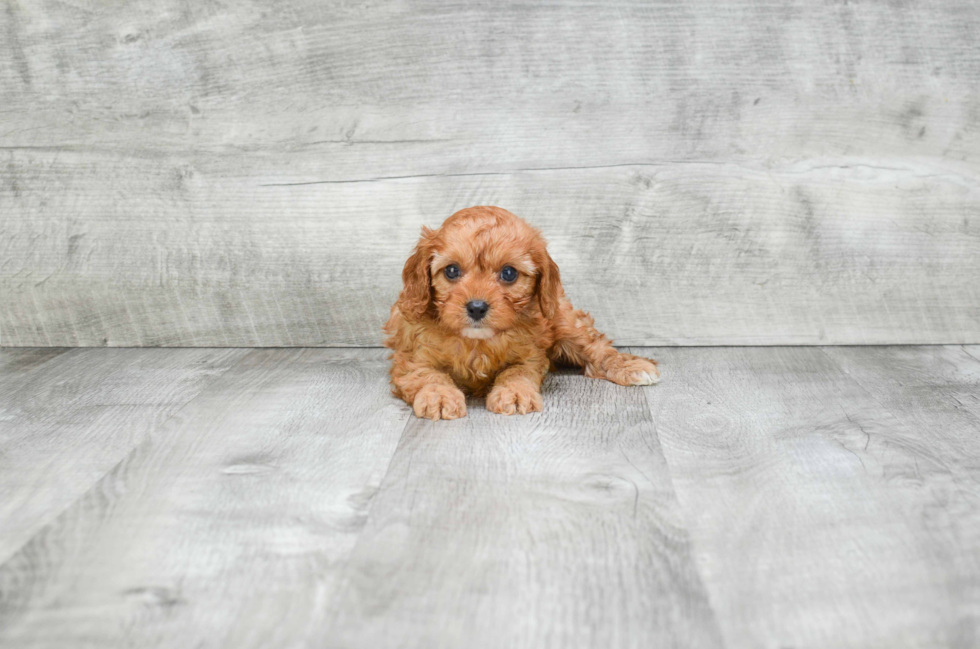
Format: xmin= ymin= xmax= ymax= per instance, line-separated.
xmin=633 ymin=370 xmax=661 ymax=385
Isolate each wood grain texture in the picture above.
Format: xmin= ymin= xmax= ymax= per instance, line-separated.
xmin=0 ymin=348 xmax=411 ymax=649
xmin=2 ymin=0 xmax=979 ymax=346
xmin=641 ymin=346 xmax=980 ymax=648
xmin=0 ymin=347 xmax=247 ymax=565
xmin=823 ymin=345 xmax=980 ymax=430
xmin=2 ymin=347 xmax=980 ymax=646
xmin=321 ymin=368 xmax=721 ymax=649
xmin=0 ymin=347 xmax=68 ymax=384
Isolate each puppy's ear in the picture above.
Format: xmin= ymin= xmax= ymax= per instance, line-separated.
xmin=534 ymin=244 xmax=563 ymax=320
xmin=400 ymin=225 xmax=437 ymax=320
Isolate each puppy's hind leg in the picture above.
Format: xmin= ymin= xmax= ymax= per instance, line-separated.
xmin=549 ymin=298 xmax=660 ymax=386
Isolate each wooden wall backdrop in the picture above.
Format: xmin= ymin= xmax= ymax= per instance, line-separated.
xmin=1 ymin=0 xmax=978 ymax=347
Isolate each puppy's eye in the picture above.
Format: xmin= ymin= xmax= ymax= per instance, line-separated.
xmin=444 ymin=264 xmax=461 ymax=280
xmin=499 ymin=266 xmax=518 ymax=283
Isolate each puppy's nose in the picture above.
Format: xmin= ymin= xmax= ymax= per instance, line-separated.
xmin=466 ymin=300 xmax=490 ymax=321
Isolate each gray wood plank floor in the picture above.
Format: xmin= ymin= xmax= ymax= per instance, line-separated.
xmin=1 ymin=346 xmax=978 ymax=648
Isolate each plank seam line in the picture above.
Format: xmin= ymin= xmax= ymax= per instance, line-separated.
xmin=960 ymin=345 xmax=980 ymax=365
xmin=257 ymin=159 xmax=979 ymax=187
xmin=257 ymin=161 xmax=733 ymax=186
xmin=302 ymin=411 xmax=417 ymax=641
xmin=0 ymin=348 xmax=252 ymax=570
xmin=629 ymin=346 xmax=730 ymax=649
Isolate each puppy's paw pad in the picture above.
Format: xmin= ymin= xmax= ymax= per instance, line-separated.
xmin=602 ymin=354 xmax=661 ymax=386
xmin=487 ymin=382 xmax=543 ymax=416
xmin=413 ymin=384 xmax=467 ymax=421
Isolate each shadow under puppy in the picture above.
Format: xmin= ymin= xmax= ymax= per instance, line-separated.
xmin=385 ymin=206 xmax=659 ymax=420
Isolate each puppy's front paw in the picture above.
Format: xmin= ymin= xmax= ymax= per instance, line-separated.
xmin=413 ymin=384 xmax=467 ymax=421
xmin=487 ymin=380 xmax=543 ymax=416
xmin=597 ymin=353 xmax=661 ymax=386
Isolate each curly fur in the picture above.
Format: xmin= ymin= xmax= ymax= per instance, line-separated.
xmin=384 ymin=206 xmax=659 ymax=420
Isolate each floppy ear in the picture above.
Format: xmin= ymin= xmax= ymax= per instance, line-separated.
xmin=534 ymin=244 xmax=562 ymax=320
xmin=400 ymin=226 xmax=436 ymax=320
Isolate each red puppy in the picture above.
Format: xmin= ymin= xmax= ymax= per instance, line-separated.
xmin=384 ymin=206 xmax=659 ymax=420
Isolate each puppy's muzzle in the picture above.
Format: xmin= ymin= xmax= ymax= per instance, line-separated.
xmin=466 ymin=300 xmax=490 ymax=321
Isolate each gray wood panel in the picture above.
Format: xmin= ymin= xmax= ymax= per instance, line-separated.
xmin=0 ymin=347 xmax=247 ymax=565
xmin=2 ymin=155 xmax=978 ymax=347
xmin=642 ymin=346 xmax=980 ymax=648
xmin=321 ymin=368 xmax=721 ymax=649
xmin=0 ymin=348 xmax=411 ymax=648
xmin=2 ymin=0 xmax=979 ymax=346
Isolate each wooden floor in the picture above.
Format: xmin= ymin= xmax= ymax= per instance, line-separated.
xmin=1 ymin=346 xmax=979 ymax=648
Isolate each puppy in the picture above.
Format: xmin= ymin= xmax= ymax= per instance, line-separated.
xmin=384 ymin=206 xmax=659 ymax=420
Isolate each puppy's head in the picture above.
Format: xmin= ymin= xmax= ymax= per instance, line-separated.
xmin=399 ymin=206 xmax=561 ymax=338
